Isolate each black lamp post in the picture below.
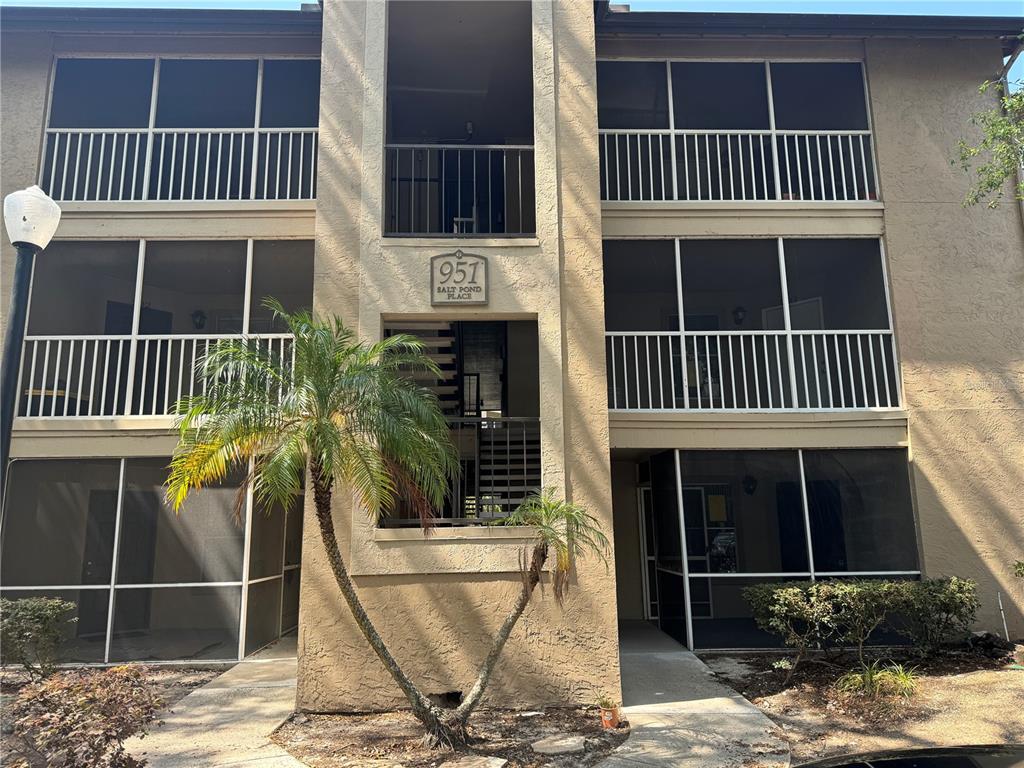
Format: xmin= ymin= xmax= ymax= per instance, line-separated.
xmin=1 ymin=186 xmax=61 ymax=503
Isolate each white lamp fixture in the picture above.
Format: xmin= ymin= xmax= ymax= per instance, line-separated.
xmin=4 ymin=185 xmax=61 ymax=252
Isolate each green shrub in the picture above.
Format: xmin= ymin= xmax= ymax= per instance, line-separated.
xmin=835 ymin=660 xmax=918 ymax=699
xmin=0 ymin=597 xmax=77 ymax=678
xmin=893 ymin=577 xmax=978 ymax=654
xmin=10 ymin=666 xmax=162 ymax=768
xmin=1014 ymin=560 xmax=1023 ymax=579
xmin=744 ymin=577 xmax=980 ymax=675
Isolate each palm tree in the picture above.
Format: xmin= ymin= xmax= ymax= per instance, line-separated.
xmin=166 ymin=302 xmax=608 ymax=747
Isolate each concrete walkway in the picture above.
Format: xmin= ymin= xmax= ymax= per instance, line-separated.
xmin=600 ymin=622 xmax=789 ymax=768
xmin=128 ymin=637 xmax=303 ymax=768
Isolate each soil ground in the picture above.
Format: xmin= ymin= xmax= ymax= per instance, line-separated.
xmin=0 ymin=664 xmax=227 ymax=765
xmin=701 ymin=643 xmax=1024 ymax=763
xmin=272 ymin=708 xmax=630 ymax=768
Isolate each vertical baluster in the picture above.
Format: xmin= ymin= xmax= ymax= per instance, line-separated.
xmin=656 ymin=336 xmax=664 ymax=408
xmin=824 ymin=334 xmax=835 ymax=408
xmin=226 ymin=134 xmax=234 ymax=200
xmin=298 ymin=133 xmax=305 ymax=200
xmin=726 ymin=135 xmax=735 ymax=200
xmin=99 ymin=342 xmax=110 ymax=417
xmin=49 ymin=340 xmax=62 ymax=417
xmin=762 ymin=336 xmax=773 ymax=409
xmin=658 ymin=135 xmax=666 ymax=200
xmin=603 ymin=134 xmax=610 ymax=200
xmin=286 ymin=133 xmax=294 ymax=199
xmin=880 ymin=333 xmax=892 ymax=407
xmin=848 ymin=136 xmax=859 ymax=199
xmin=727 ymin=336 xmax=736 ymax=409
xmin=61 ymin=340 xmax=75 ymax=417
xmin=26 ymin=341 xmax=38 ymax=417
xmin=647 ymin=134 xmax=654 ymax=200
xmin=626 ymin=134 xmax=632 ymax=201
xmin=48 ymin=133 xmax=61 ymax=196
xmin=804 ymin=134 xmax=814 ymax=200
xmin=705 ymin=134 xmax=712 ymax=200
xmin=683 ymin=135 xmax=691 ymax=201
xmin=118 ymin=133 xmax=129 ymax=201
xmin=751 ymin=335 xmax=761 ymax=408
xmin=632 ymin=336 xmax=640 ymax=409
xmin=815 ymin=135 xmax=826 ymax=200
xmin=799 ymin=336 xmax=810 ymax=408
xmin=74 ymin=339 xmax=87 ymax=416
xmin=693 ymin=336 xmax=702 ymax=408
xmin=667 ymin=334 xmax=677 ymax=408
xmin=157 ymin=134 xmax=167 ymax=199
xmin=215 ymin=134 xmax=224 ymax=199
xmin=759 ymin=134 xmax=769 ymax=200
xmin=783 ymin=135 xmax=792 ymax=200
xmin=826 ymin=135 xmax=836 ymax=200
xmin=859 ymin=135 xmax=871 ymax=199
xmin=88 ymin=339 xmax=99 ymax=416
xmin=173 ymin=133 xmax=183 ymax=200
xmin=740 ymin=335 xmax=749 ymax=408
xmin=738 ymin=135 xmax=747 ymax=200
xmin=72 ymin=133 xmax=83 ymax=201
xmin=834 ymin=335 xmax=846 ymax=407
xmin=275 ymin=131 xmax=283 ymax=199
xmin=867 ymin=332 xmax=879 ymax=407
xmin=645 ymin=336 xmax=653 ymax=408
xmin=715 ymin=135 xmax=723 ymax=199
xmin=176 ymin=338 xmax=186 ymax=412
xmin=138 ymin=339 xmax=150 ymax=414
xmin=838 ymin=134 xmax=848 ymax=201
xmin=856 ymin=334 xmax=868 ymax=408
xmin=773 ymin=334 xmax=785 ymax=408
xmin=795 ymin=136 xmax=805 ymax=200
xmin=811 ymin=335 xmax=821 ymax=409
xmin=263 ymin=132 xmax=272 ymax=199
xmin=715 ymin=336 xmax=724 ymax=407
xmin=60 ymin=133 xmax=72 ymax=200
xmin=203 ymin=132 xmax=212 ymax=200
xmin=106 ymin=134 xmax=118 ymax=200
xmin=189 ymin=339 xmax=198 ymax=397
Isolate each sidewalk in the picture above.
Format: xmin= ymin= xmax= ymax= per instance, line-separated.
xmin=128 ymin=637 xmax=302 ymax=768
xmin=600 ymin=622 xmax=790 ymax=768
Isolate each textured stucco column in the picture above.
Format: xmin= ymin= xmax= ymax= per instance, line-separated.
xmin=297 ymin=0 xmax=620 ymax=712
xmin=867 ymin=38 xmax=1024 ymax=636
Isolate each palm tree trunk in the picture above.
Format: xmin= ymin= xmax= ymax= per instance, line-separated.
xmin=449 ymin=542 xmax=548 ymax=725
xmin=309 ymin=462 xmax=461 ymax=745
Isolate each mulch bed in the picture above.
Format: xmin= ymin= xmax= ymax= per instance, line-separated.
xmin=272 ymin=708 xmax=630 ymax=767
xmin=701 ymin=642 xmax=1024 ymax=761
xmin=0 ymin=664 xmax=226 ymax=759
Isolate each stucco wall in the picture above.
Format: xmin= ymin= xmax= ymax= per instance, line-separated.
xmin=866 ymin=38 xmax=1024 ymax=636
xmin=297 ymin=0 xmax=619 ymax=711
xmin=0 ymin=31 xmax=53 ymax=345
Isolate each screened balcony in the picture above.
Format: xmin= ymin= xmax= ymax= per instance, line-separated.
xmin=604 ymin=238 xmax=901 ymax=412
xmin=38 ymin=57 xmax=320 ymax=203
xmin=384 ymin=1 xmax=535 ymax=236
xmin=15 ymin=239 xmax=313 ymax=421
xmin=597 ymin=61 xmax=878 ymax=203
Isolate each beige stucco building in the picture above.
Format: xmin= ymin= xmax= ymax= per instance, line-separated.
xmin=1 ymin=1 xmax=1021 ymax=712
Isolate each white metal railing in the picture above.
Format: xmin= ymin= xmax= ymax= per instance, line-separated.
xmin=39 ymin=128 xmax=318 ymax=202
xmin=599 ymin=129 xmax=878 ymax=203
xmin=605 ymin=330 xmax=900 ymax=411
xmin=384 ymin=144 xmax=535 ymax=236
xmin=16 ymin=334 xmax=293 ymax=419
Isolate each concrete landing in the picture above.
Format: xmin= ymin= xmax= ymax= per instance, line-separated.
xmin=128 ymin=636 xmax=302 ymax=768
xmin=601 ymin=622 xmax=789 ymax=768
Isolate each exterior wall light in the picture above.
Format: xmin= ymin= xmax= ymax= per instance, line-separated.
xmin=2 ymin=186 xmax=62 ymax=500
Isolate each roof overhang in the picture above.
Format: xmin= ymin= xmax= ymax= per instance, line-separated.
xmin=594 ymin=3 xmax=1024 ymax=57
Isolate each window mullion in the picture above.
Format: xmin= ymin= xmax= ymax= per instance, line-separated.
xmin=665 ymin=61 xmax=678 ymax=201
xmin=764 ymin=61 xmax=782 ymax=200
xmin=249 ymin=58 xmax=265 ymax=200
xmin=673 ymin=449 xmax=695 ymax=649
xmin=122 ymin=241 xmax=146 ymax=416
xmin=243 ymin=239 xmax=254 ymax=334
xmin=103 ymin=458 xmax=127 ymax=663
xmin=777 ymin=238 xmax=800 ymax=407
xmin=237 ymin=457 xmax=255 ymax=661
xmin=797 ymin=449 xmax=817 ymax=582
xmin=141 ymin=58 xmax=160 ymax=201
xmin=674 ymin=239 xmax=688 ymax=410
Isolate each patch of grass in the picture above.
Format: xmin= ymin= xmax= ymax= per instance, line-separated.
xmin=835 ymin=660 xmax=918 ymax=699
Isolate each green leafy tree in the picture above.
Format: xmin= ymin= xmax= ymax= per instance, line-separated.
xmin=165 ymin=302 xmax=608 ymax=747
xmin=957 ymin=77 xmax=1024 ymax=207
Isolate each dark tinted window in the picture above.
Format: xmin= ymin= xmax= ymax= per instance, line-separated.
xmin=784 ymin=239 xmax=889 ymax=330
xmin=603 ymin=240 xmax=678 ymax=332
xmin=260 ymin=59 xmax=321 ymax=128
xmin=597 ymin=61 xmax=669 ymax=129
xmin=156 ymin=60 xmax=258 ymax=128
xmin=249 ymin=241 xmax=314 ymax=333
xmin=49 ymin=59 xmax=154 ymax=129
xmin=672 ymin=62 xmax=769 ymax=130
xmin=771 ymin=62 xmax=868 ymax=130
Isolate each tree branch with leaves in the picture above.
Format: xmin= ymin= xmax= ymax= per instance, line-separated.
xmin=957 ymin=75 xmax=1024 ymax=208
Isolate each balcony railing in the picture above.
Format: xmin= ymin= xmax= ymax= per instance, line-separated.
xmin=384 ymin=144 xmax=535 ymax=236
xmin=15 ymin=334 xmax=293 ymax=419
xmin=383 ymin=416 xmax=542 ymax=527
xmin=38 ymin=128 xmax=318 ymax=202
xmin=606 ymin=330 xmax=900 ymax=412
xmin=599 ymin=129 xmax=878 ymax=203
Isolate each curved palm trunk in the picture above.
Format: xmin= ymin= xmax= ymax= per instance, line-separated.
xmin=309 ymin=463 xmax=461 ymax=745
xmin=450 ymin=542 xmax=548 ymax=724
